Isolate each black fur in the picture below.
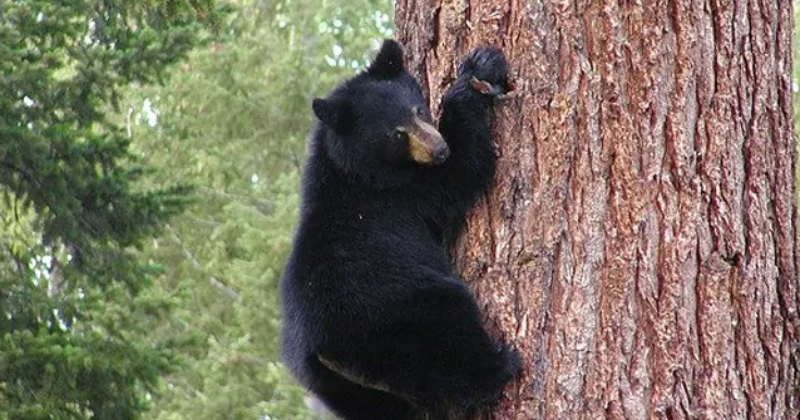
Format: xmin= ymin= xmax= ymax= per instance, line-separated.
xmin=280 ymin=39 xmax=520 ymax=420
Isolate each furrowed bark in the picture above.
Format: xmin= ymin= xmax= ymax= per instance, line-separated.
xmin=395 ymin=1 xmax=799 ymax=419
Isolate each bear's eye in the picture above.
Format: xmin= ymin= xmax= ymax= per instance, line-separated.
xmin=413 ymin=107 xmax=426 ymax=117
xmin=394 ymin=129 xmax=408 ymax=142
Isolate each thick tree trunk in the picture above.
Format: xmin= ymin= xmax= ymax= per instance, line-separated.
xmin=395 ymin=1 xmax=799 ymax=419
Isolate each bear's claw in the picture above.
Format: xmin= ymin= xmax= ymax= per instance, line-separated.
xmin=460 ymin=47 xmax=512 ymax=96
xmin=469 ymin=77 xmax=508 ymax=97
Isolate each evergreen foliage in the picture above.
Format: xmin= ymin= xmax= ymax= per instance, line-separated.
xmin=1 ymin=0 xmax=394 ymax=418
xmin=0 ymin=1 xmax=225 ymax=419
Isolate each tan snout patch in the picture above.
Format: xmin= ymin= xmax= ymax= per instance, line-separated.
xmin=406 ymin=116 xmax=447 ymax=165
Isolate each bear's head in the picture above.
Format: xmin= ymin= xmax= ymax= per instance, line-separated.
xmin=312 ymin=39 xmax=449 ymax=188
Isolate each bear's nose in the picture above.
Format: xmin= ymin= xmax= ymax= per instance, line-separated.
xmin=432 ymin=146 xmax=451 ymax=164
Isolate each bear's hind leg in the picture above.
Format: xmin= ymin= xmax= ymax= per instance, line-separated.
xmin=308 ymin=361 xmax=418 ymax=420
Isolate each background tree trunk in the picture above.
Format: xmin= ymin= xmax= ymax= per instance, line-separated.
xmin=395 ymin=1 xmax=799 ymax=419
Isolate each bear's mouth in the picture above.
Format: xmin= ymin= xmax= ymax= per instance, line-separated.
xmin=407 ymin=116 xmax=450 ymax=165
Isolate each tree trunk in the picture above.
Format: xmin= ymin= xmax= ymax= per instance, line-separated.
xmin=395 ymin=1 xmax=799 ymax=419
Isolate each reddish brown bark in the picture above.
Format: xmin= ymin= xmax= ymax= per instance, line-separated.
xmin=396 ymin=1 xmax=799 ymax=419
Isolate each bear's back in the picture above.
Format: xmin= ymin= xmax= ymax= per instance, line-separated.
xmin=280 ymin=144 xmax=453 ymax=327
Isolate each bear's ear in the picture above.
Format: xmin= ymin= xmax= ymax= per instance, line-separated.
xmin=313 ymin=98 xmax=353 ymax=133
xmin=367 ymin=39 xmax=405 ymax=79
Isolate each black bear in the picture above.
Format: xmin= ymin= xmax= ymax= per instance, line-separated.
xmin=280 ymin=39 xmax=519 ymax=420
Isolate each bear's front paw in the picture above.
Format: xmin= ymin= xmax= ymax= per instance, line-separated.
xmin=459 ymin=47 xmax=512 ymax=97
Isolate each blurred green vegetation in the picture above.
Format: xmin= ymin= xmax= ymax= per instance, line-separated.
xmin=125 ymin=1 xmax=392 ymax=419
xmin=1 ymin=0 xmax=391 ymax=419
xmin=0 ymin=1 xmax=226 ymax=419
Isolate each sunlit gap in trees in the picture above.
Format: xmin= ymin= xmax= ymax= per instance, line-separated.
xmin=320 ymin=10 xmax=393 ymax=68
